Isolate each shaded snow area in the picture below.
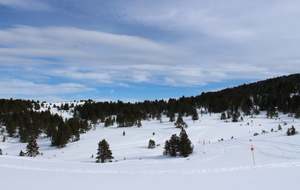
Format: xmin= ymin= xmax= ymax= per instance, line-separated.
xmin=1 ymin=110 xmax=300 ymax=190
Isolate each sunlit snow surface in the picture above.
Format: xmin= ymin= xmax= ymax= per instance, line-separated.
xmin=1 ymin=105 xmax=300 ymax=190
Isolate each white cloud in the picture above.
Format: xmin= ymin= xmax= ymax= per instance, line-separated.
xmin=0 ymin=26 xmax=186 ymax=65
xmin=117 ymin=0 xmax=300 ymax=59
xmin=0 ymin=79 xmax=94 ymax=96
xmin=0 ymin=0 xmax=52 ymax=11
xmin=0 ymin=26 xmax=199 ymax=88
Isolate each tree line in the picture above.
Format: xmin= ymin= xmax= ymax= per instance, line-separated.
xmin=1 ymin=74 xmax=299 ymax=148
xmin=74 ymin=74 xmax=300 ymax=126
xmin=0 ymin=98 xmax=90 ymax=148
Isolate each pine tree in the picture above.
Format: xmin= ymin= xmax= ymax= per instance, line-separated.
xmin=163 ymin=129 xmax=193 ymax=157
xmin=178 ymin=128 xmax=193 ymax=157
xmin=137 ymin=119 xmax=142 ymax=127
xmin=96 ymin=139 xmax=114 ymax=163
xmin=104 ymin=117 xmax=109 ymax=127
xmin=2 ymin=135 xmax=6 ymax=142
xmin=174 ymin=114 xmax=188 ymax=128
xmin=191 ymin=108 xmax=199 ymax=123
xmin=220 ymin=112 xmax=226 ymax=120
xmin=26 ymin=138 xmax=40 ymax=157
xmin=266 ymin=103 xmax=277 ymax=118
xmin=163 ymin=134 xmax=180 ymax=156
xmin=163 ymin=140 xmax=170 ymax=155
xmin=231 ymin=111 xmax=240 ymax=122
xmin=51 ymin=122 xmax=71 ymax=148
xmin=169 ymin=111 xmax=175 ymax=122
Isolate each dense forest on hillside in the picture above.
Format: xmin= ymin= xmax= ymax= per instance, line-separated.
xmin=0 ymin=74 xmax=299 ymax=148
xmin=75 ymin=73 xmax=300 ymax=125
xmin=0 ymin=99 xmax=89 ymax=147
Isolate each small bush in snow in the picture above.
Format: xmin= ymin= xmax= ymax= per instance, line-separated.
xmin=148 ymin=139 xmax=156 ymax=149
xmin=286 ymin=125 xmax=298 ymax=136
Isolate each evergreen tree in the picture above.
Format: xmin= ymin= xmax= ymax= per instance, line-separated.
xmin=294 ymin=108 xmax=300 ymax=118
xmin=220 ymin=112 xmax=226 ymax=120
xmin=26 ymin=138 xmax=40 ymax=157
xmin=169 ymin=111 xmax=175 ymax=122
xmin=174 ymin=114 xmax=188 ymax=128
xmin=156 ymin=112 xmax=162 ymax=121
xmin=178 ymin=128 xmax=194 ymax=157
xmin=104 ymin=116 xmax=114 ymax=127
xmin=278 ymin=124 xmax=282 ymax=131
xmin=163 ymin=134 xmax=180 ymax=156
xmin=163 ymin=140 xmax=171 ymax=155
xmin=137 ymin=119 xmax=142 ymax=127
xmin=6 ymin=121 xmax=16 ymax=137
xmin=266 ymin=103 xmax=277 ymax=118
xmin=63 ymin=103 xmax=70 ymax=111
xmin=163 ymin=130 xmax=193 ymax=157
xmin=241 ymin=97 xmax=252 ymax=116
xmin=191 ymin=108 xmax=199 ymax=123
xmin=148 ymin=139 xmax=156 ymax=149
xmin=66 ymin=118 xmax=81 ymax=142
xmin=231 ymin=111 xmax=240 ymax=122
xmin=2 ymin=135 xmax=6 ymax=142
xmin=96 ymin=139 xmax=114 ymax=163
xmin=51 ymin=122 xmax=71 ymax=148
xmin=169 ymin=134 xmax=180 ymax=156
xmin=91 ymin=112 xmax=98 ymax=130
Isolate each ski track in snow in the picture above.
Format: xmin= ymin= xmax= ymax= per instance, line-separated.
xmin=256 ymin=140 xmax=300 ymax=154
xmin=192 ymin=143 xmax=227 ymax=163
xmin=1 ymin=161 xmax=300 ymax=175
xmin=253 ymin=140 xmax=300 ymax=159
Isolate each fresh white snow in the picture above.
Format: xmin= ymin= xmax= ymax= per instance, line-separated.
xmin=1 ymin=106 xmax=300 ymax=190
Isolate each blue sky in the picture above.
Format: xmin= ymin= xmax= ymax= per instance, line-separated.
xmin=0 ymin=0 xmax=300 ymax=102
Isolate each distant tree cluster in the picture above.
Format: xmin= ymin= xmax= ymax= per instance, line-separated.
xmin=74 ymin=98 xmax=199 ymax=128
xmin=286 ymin=125 xmax=298 ymax=136
xmin=163 ymin=128 xmax=193 ymax=157
xmin=0 ymin=99 xmax=90 ymax=148
xmin=74 ymin=74 xmax=300 ymax=129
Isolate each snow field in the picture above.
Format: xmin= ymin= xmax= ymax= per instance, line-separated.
xmin=1 ymin=109 xmax=300 ymax=190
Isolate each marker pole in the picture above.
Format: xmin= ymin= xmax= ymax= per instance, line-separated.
xmin=250 ymin=145 xmax=255 ymax=166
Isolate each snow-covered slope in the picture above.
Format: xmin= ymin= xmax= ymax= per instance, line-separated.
xmin=1 ymin=108 xmax=300 ymax=190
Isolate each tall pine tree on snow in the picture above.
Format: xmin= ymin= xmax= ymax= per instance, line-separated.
xmin=163 ymin=134 xmax=180 ymax=156
xmin=96 ymin=139 xmax=114 ymax=163
xmin=179 ymin=128 xmax=194 ymax=157
xmin=26 ymin=138 xmax=40 ymax=157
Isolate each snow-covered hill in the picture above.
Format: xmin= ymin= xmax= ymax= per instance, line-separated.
xmin=1 ymin=107 xmax=300 ymax=190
